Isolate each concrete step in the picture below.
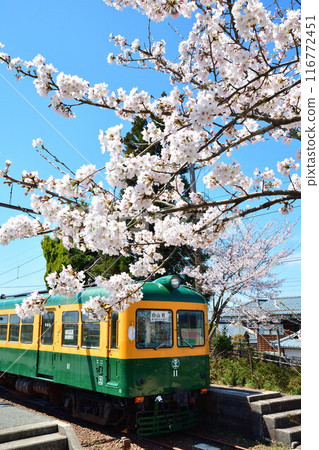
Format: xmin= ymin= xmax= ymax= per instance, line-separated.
xmin=247 ymin=391 xmax=282 ymax=403
xmin=250 ymin=395 xmax=301 ymax=415
xmin=264 ymin=409 xmax=301 ymax=430
xmin=0 ymin=422 xmax=59 ymax=444
xmin=0 ymin=432 xmax=68 ymax=450
xmin=263 ymin=409 xmax=301 ymax=442
xmin=275 ymin=425 xmax=301 ymax=446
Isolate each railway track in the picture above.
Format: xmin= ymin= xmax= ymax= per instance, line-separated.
xmin=187 ymin=432 xmax=250 ymax=449
xmin=139 ymin=432 xmax=250 ymax=450
xmin=0 ymin=386 xmax=253 ymax=450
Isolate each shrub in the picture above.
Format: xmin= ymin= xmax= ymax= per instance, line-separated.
xmin=210 ymin=356 xmax=301 ymax=394
xmin=232 ymin=334 xmax=248 ymax=349
xmin=211 ymin=334 xmax=234 ymax=356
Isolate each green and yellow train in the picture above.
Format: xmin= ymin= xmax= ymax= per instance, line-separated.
xmin=0 ymin=275 xmax=209 ymax=435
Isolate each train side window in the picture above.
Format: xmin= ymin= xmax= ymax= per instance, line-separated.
xmin=9 ymin=314 xmax=20 ymax=342
xmin=0 ymin=315 xmax=8 ymax=341
xmin=62 ymin=311 xmax=79 ymax=346
xmin=81 ymin=313 xmax=100 ymax=348
xmin=41 ymin=312 xmax=54 ymax=345
xmin=111 ymin=312 xmax=118 ymax=349
xmin=21 ymin=317 xmax=34 ymax=344
xmin=136 ymin=309 xmax=173 ymax=349
xmin=177 ymin=310 xmax=205 ymax=347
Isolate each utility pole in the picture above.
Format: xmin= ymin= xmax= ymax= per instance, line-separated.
xmin=276 ymin=326 xmax=282 ymax=366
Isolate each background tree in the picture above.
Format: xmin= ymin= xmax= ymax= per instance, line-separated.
xmin=210 ymin=333 xmax=234 ymax=357
xmin=183 ymin=220 xmax=296 ymax=338
xmin=41 ymin=236 xmax=132 ymax=286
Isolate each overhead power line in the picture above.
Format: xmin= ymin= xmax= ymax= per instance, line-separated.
xmin=0 ymin=255 xmax=43 ymax=277
xmin=281 ymin=257 xmax=301 ymax=263
xmin=0 ymin=268 xmax=45 ymax=287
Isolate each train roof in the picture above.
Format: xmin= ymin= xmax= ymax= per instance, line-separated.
xmin=0 ymin=277 xmax=207 ymax=310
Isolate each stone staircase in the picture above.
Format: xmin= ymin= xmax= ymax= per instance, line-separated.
xmin=0 ymin=421 xmax=81 ymax=450
xmin=249 ymin=392 xmax=301 ymax=446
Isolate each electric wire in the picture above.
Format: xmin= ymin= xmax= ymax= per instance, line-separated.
xmin=0 ymin=268 xmax=46 ymax=287
xmin=0 ymin=255 xmax=43 ymax=277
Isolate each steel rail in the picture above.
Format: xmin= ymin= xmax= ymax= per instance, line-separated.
xmin=187 ymin=431 xmax=250 ymax=450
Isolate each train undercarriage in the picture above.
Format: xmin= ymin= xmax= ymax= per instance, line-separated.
xmin=0 ymin=372 xmax=200 ymax=436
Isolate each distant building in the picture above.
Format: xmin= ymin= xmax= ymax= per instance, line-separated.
xmin=220 ymin=296 xmax=301 ymax=354
xmin=272 ymin=331 xmax=301 ymax=360
xmin=256 ymin=296 xmax=301 ymax=353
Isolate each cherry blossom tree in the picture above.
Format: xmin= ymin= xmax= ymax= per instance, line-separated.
xmin=0 ymin=0 xmax=300 ymax=317
xmin=183 ymin=220 xmax=297 ymax=337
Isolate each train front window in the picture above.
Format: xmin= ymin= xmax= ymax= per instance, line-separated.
xmin=177 ymin=310 xmax=205 ymax=347
xmin=136 ymin=309 xmax=173 ymax=349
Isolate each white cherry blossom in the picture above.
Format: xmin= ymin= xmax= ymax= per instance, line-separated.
xmin=0 ymin=0 xmax=301 ymax=317
xmin=46 ymin=265 xmax=85 ymax=297
xmin=16 ymin=291 xmax=48 ymax=319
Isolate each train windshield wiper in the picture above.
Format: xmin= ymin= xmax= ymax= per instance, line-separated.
xmin=182 ymin=338 xmax=193 ymax=348
xmin=154 ymin=342 xmax=167 ymax=350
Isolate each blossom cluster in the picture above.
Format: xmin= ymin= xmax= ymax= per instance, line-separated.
xmin=0 ymin=216 xmax=48 ymax=246
xmin=102 ymin=0 xmax=196 ymax=22
xmin=93 ymin=273 xmax=144 ymax=311
xmin=81 ymin=295 xmax=110 ymax=321
xmin=183 ymin=220 xmax=295 ymax=329
xmin=45 ymin=265 xmax=85 ymax=297
xmin=16 ymin=292 xmax=48 ymax=319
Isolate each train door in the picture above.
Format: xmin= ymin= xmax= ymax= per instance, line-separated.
xmin=36 ymin=310 xmax=56 ymax=379
xmin=106 ymin=311 xmax=119 ymax=386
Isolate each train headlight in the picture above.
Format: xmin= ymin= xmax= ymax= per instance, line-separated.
xmin=170 ymin=275 xmax=181 ymax=289
xmin=155 ymin=274 xmax=181 ymax=290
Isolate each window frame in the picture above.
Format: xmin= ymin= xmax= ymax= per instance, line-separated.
xmin=41 ymin=311 xmax=55 ymax=345
xmin=62 ymin=310 xmax=79 ymax=347
xmin=176 ymin=309 xmax=205 ymax=348
xmin=21 ymin=316 xmax=34 ymax=344
xmin=0 ymin=315 xmax=8 ymax=342
xmin=81 ymin=312 xmax=100 ymax=349
xmin=110 ymin=311 xmax=119 ymax=349
xmin=9 ymin=314 xmax=20 ymax=343
xmin=135 ymin=308 xmax=174 ymax=350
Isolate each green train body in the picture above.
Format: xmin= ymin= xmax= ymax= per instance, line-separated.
xmin=0 ymin=276 xmax=210 ymax=435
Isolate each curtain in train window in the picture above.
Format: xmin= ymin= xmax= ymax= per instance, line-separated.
xmin=177 ymin=310 xmax=204 ymax=347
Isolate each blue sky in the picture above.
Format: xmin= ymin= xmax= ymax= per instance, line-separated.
xmin=0 ymin=0 xmax=300 ymax=297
